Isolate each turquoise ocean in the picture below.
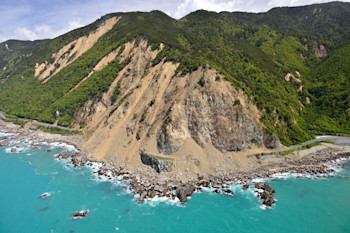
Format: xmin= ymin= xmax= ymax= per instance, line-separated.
xmin=1 ymin=133 xmax=350 ymax=233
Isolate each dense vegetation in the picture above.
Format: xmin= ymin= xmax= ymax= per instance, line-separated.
xmin=0 ymin=2 xmax=349 ymax=145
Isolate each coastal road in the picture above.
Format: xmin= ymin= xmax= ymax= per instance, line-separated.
xmin=0 ymin=112 xmax=9 ymax=120
xmin=0 ymin=111 xmax=77 ymax=131
xmin=288 ymin=135 xmax=350 ymax=150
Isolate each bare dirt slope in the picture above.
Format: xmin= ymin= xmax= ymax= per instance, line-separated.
xmin=35 ymin=16 xmax=121 ymax=83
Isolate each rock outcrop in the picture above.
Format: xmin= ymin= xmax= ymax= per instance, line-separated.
xmin=140 ymin=151 xmax=173 ymax=173
xmin=184 ymin=90 xmax=266 ymax=152
xmin=312 ymin=41 xmax=327 ymax=58
xmin=263 ymin=133 xmax=282 ymax=149
xmin=176 ymin=185 xmax=195 ymax=203
xmin=254 ymin=182 xmax=275 ymax=207
xmin=55 ymin=151 xmax=71 ymax=160
xmin=71 ymin=152 xmax=87 ymax=167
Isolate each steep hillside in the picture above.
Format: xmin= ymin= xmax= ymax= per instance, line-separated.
xmin=0 ymin=2 xmax=349 ymax=173
xmin=232 ymin=1 xmax=350 ymax=47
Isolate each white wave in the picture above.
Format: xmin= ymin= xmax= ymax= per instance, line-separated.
xmin=39 ymin=141 xmax=78 ymax=152
xmin=39 ymin=192 xmax=52 ymax=198
xmin=271 ymin=171 xmax=322 ymax=180
xmin=252 ymin=177 xmax=268 ymax=183
xmin=143 ymin=195 xmax=181 ymax=207
xmin=4 ymin=147 xmax=12 ymax=153
xmin=0 ymin=132 xmax=16 ymax=138
xmin=270 ymin=158 xmax=350 ymax=181
xmin=228 ymin=183 xmax=247 ymax=192
xmin=200 ymin=186 xmax=216 ymax=193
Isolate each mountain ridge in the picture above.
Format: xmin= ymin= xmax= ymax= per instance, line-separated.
xmin=0 ymin=1 xmax=349 ymax=174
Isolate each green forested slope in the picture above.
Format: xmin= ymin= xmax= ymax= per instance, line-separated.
xmin=0 ymin=2 xmax=349 ymax=145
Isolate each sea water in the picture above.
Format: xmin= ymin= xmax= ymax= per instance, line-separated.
xmin=0 ymin=135 xmax=350 ymax=233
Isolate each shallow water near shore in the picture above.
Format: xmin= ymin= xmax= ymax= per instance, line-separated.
xmin=1 ymin=138 xmax=350 ymax=233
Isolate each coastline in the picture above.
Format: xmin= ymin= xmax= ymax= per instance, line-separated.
xmin=1 ymin=119 xmax=350 ymax=205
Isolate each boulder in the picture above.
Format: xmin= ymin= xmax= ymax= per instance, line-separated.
xmin=223 ymin=189 xmax=234 ymax=196
xmin=138 ymin=191 xmax=148 ymax=203
xmin=176 ymin=185 xmax=195 ymax=203
xmin=0 ymin=140 xmax=10 ymax=147
xmin=29 ymin=126 xmax=37 ymax=131
xmin=10 ymin=148 xmax=16 ymax=152
xmin=242 ymin=184 xmax=250 ymax=191
xmin=140 ymin=151 xmax=173 ymax=173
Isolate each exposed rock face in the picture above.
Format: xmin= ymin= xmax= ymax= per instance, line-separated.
xmin=263 ymin=132 xmax=282 ymax=149
xmin=156 ymin=68 xmax=282 ymax=154
xmin=255 ymin=182 xmax=275 ymax=207
xmin=185 ymin=90 xmax=264 ymax=152
xmin=176 ymin=185 xmax=195 ymax=203
xmin=312 ymin=41 xmax=327 ymax=58
xmin=140 ymin=151 xmax=173 ymax=173
xmin=156 ymin=109 xmax=189 ymax=155
xmin=156 ymin=125 xmax=180 ymax=155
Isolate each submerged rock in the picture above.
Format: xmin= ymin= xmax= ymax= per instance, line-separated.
xmin=140 ymin=151 xmax=173 ymax=173
xmin=39 ymin=192 xmax=51 ymax=199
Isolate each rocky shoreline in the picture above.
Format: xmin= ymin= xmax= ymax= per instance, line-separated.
xmin=1 ymin=123 xmax=350 ymax=207
xmin=55 ymin=149 xmax=350 ymax=207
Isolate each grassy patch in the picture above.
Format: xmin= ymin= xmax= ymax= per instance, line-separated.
xmin=153 ymin=155 xmax=175 ymax=161
xmin=37 ymin=125 xmax=82 ymax=135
